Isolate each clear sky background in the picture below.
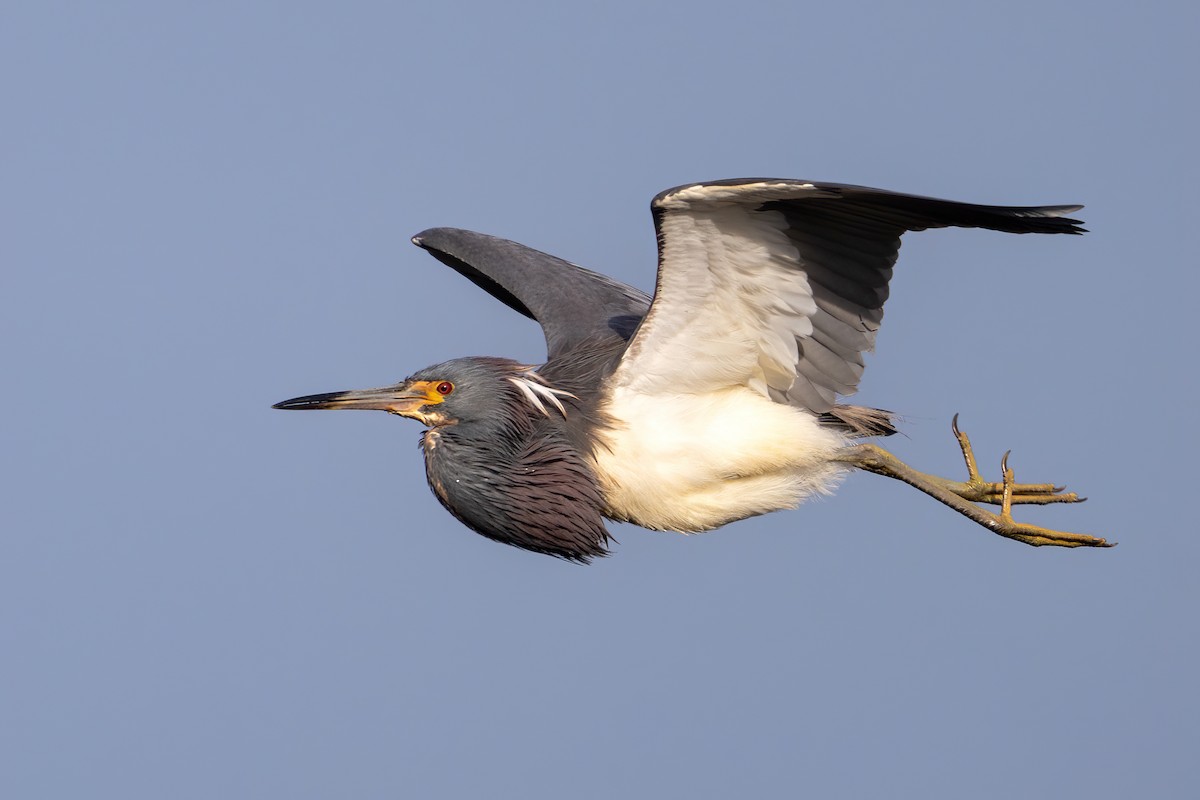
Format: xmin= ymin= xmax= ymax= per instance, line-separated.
xmin=3 ymin=2 xmax=1197 ymax=798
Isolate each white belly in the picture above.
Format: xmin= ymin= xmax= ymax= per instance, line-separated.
xmin=589 ymin=386 xmax=849 ymax=532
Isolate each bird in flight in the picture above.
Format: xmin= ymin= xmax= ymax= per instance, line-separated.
xmin=275 ymin=179 xmax=1110 ymax=561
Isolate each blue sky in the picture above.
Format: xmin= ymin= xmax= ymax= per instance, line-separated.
xmin=3 ymin=2 xmax=1197 ymax=798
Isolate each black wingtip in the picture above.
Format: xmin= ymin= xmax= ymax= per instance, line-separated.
xmin=1019 ymin=205 xmax=1086 ymax=235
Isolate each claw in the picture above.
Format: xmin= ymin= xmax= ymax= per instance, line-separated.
xmin=945 ymin=421 xmax=1084 ymax=505
xmin=951 ymin=413 xmax=984 ymax=484
xmin=1000 ymin=451 xmax=1014 ymax=519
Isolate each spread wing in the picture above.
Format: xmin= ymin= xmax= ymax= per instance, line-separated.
xmin=609 ymin=179 xmax=1085 ymax=412
xmin=412 ymin=228 xmax=650 ymax=361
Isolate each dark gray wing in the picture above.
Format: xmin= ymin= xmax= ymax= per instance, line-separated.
xmin=412 ymin=228 xmax=650 ymax=361
xmin=610 ymin=179 xmax=1084 ymax=411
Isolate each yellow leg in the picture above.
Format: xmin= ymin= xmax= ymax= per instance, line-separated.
xmin=834 ymin=418 xmax=1112 ymax=548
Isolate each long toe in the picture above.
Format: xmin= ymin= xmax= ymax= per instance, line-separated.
xmin=985 ymin=452 xmax=1111 ymax=547
xmin=948 ymin=417 xmax=1085 ymax=506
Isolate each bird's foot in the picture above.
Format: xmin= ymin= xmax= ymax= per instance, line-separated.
xmin=969 ymin=451 xmax=1111 ymax=548
xmin=944 ymin=414 xmax=1085 ymax=505
xmin=835 ymin=419 xmax=1113 ymax=548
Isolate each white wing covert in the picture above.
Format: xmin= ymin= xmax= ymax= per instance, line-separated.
xmin=609 ymin=179 xmax=1083 ymax=413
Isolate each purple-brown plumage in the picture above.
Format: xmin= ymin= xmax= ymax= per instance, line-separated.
xmin=411 ymin=358 xmax=613 ymax=562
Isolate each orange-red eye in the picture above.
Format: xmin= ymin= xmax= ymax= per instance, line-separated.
xmin=435 ymin=381 xmax=454 ymax=396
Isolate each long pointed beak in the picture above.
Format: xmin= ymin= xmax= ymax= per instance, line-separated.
xmin=272 ymin=385 xmax=428 ymax=415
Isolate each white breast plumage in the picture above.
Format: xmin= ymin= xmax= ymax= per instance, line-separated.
xmin=590 ymin=386 xmax=849 ymax=532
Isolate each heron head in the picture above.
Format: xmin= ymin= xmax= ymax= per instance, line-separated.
xmin=272 ymin=356 xmax=540 ymax=428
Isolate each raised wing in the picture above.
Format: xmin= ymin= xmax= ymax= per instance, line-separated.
xmin=412 ymin=228 xmax=650 ymax=361
xmin=610 ymin=179 xmax=1084 ymax=411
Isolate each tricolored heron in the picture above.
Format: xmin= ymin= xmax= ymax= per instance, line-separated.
xmin=275 ymin=179 xmax=1109 ymax=562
